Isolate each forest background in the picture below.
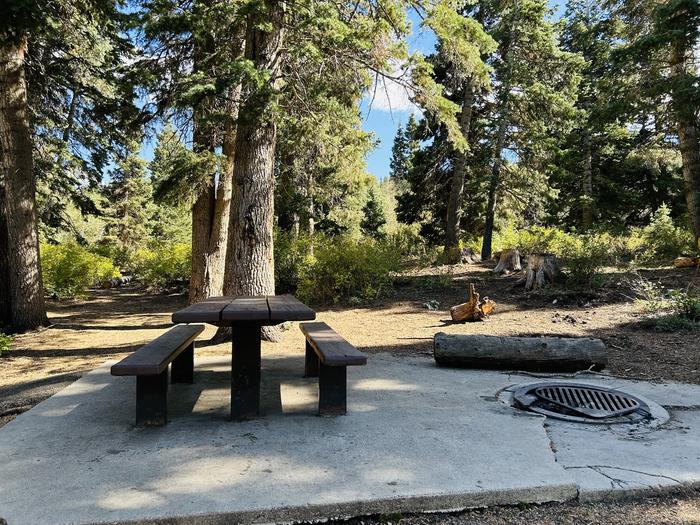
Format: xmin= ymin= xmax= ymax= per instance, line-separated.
xmin=1 ymin=0 xmax=698 ymax=337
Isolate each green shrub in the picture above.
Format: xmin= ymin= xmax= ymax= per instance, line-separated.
xmin=0 ymin=333 xmax=13 ymax=356
xmin=637 ymin=205 xmax=695 ymax=262
xmin=41 ymin=242 xmax=121 ymax=299
xmin=560 ymin=234 xmax=615 ymax=288
xmin=297 ymin=235 xmax=401 ymax=304
xmin=274 ymin=231 xmax=314 ymax=294
xmin=132 ymin=242 xmax=191 ymax=289
xmin=667 ymin=289 xmax=700 ymax=321
xmin=387 ymin=224 xmax=430 ymax=258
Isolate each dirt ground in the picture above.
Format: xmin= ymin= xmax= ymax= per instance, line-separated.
xmin=1 ymin=262 xmax=699 ymax=523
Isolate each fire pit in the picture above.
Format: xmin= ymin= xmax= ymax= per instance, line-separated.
xmin=500 ymin=380 xmax=669 ymax=426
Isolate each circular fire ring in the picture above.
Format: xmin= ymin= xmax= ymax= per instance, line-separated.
xmin=508 ymin=381 xmax=664 ymax=425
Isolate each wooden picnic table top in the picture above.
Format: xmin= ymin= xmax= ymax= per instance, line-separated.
xmin=171 ymin=294 xmax=316 ymax=326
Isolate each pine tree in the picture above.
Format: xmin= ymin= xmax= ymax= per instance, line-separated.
xmin=480 ymin=0 xmax=583 ymax=259
xmin=611 ymin=0 xmax=700 ymax=249
xmin=390 ymin=115 xmax=419 ymax=182
xmin=105 ymin=142 xmax=154 ymax=258
xmin=361 ymin=188 xmax=388 ymax=239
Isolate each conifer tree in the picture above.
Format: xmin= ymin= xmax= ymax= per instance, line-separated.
xmin=361 ymin=188 xmax=388 ymax=239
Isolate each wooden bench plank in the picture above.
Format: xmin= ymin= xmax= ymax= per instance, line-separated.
xmin=172 ymin=297 xmax=233 ymax=324
xmin=221 ymin=296 xmax=270 ymax=322
xmin=111 ymin=324 xmax=205 ymax=376
xmin=268 ymin=295 xmax=316 ymax=322
xmin=300 ymin=322 xmax=366 ymax=366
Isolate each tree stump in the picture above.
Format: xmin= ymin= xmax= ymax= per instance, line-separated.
xmin=493 ymin=248 xmax=521 ymax=274
xmin=450 ymin=283 xmax=496 ymax=322
xmin=522 ymin=253 xmax=561 ymax=291
xmin=460 ymin=248 xmax=481 ymax=264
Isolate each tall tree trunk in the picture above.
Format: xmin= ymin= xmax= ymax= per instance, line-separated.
xmin=0 ymin=36 xmax=48 ymax=332
xmin=481 ymin=4 xmax=517 ymax=261
xmin=670 ymin=44 xmax=700 ymax=250
xmin=481 ymin=114 xmax=507 ymax=261
xmin=444 ymin=80 xmax=475 ymax=257
xmin=189 ymin=33 xmax=243 ymax=304
xmin=189 ymin=92 xmax=238 ymax=304
xmin=581 ymin=129 xmax=594 ymax=230
xmin=222 ymin=1 xmax=285 ymax=341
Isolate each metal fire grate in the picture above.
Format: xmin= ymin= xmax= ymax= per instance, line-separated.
xmin=513 ymin=382 xmax=652 ymax=424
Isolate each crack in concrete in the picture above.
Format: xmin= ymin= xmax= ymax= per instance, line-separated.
xmin=564 ymin=465 xmax=684 ymax=487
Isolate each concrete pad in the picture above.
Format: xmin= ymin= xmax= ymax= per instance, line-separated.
xmin=1 ymin=354 xmax=699 ymax=524
xmin=0 ymin=354 xmax=575 ymax=525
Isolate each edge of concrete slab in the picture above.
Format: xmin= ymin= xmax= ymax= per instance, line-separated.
xmin=94 ymin=483 xmax=579 ymax=525
xmin=575 ymin=480 xmax=700 ymax=503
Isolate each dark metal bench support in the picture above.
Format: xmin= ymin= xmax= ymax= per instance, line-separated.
xmin=136 ymin=371 xmax=168 ymax=426
xmin=319 ymin=365 xmax=347 ymax=416
xmin=171 ymin=342 xmax=194 ymax=384
xmin=231 ymin=322 xmax=261 ymax=421
xmin=304 ymin=341 xmax=320 ymax=378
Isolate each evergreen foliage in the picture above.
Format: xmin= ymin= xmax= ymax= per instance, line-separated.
xmin=361 ymin=189 xmax=388 ymax=239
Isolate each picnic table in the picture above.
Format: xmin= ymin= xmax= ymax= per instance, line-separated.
xmin=172 ymin=295 xmax=316 ymax=420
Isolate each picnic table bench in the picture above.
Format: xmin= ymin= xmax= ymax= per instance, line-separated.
xmin=301 ymin=322 xmax=367 ymax=416
xmin=111 ymin=324 xmax=204 ymax=426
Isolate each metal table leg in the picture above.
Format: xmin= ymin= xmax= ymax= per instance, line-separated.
xmin=230 ymin=322 xmax=261 ymax=420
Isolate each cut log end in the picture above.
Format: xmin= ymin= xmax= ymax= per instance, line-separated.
xmin=673 ymin=256 xmax=700 ymax=268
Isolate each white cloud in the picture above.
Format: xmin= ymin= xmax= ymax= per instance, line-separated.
xmin=367 ymin=75 xmax=419 ymax=113
xmin=364 ymin=60 xmax=420 ymax=114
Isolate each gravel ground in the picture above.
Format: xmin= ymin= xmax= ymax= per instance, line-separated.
xmin=329 ymin=491 xmax=700 ymax=525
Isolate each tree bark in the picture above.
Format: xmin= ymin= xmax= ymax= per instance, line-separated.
xmin=0 ymin=36 xmax=48 ymax=332
xmin=522 ymin=253 xmax=561 ymax=291
xmin=670 ymin=43 xmax=700 ymax=250
xmin=222 ymin=1 xmax=285 ymax=341
xmin=189 ymin=34 xmax=243 ymax=304
xmin=433 ymin=333 xmax=607 ymax=372
xmin=444 ymin=80 xmax=475 ymax=257
xmin=581 ymin=130 xmax=594 ymax=230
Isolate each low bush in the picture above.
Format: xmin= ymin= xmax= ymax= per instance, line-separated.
xmin=632 ymin=274 xmax=700 ymax=331
xmin=41 ymin=242 xmax=121 ymax=299
xmin=387 ymin=224 xmax=432 ymax=259
xmin=0 ymin=333 xmax=12 ymax=356
xmin=296 ymin=235 xmax=401 ymax=304
xmin=131 ymin=242 xmax=191 ymax=290
xmin=636 ymin=205 xmax=696 ymax=262
xmin=559 ymin=234 xmax=615 ymax=288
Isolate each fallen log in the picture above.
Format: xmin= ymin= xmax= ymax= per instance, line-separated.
xmin=433 ymin=333 xmax=607 ymax=372
xmin=450 ymin=283 xmax=496 ymax=322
